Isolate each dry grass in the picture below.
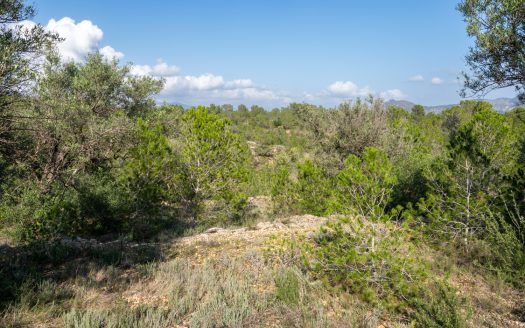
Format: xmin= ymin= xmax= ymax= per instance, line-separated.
xmin=1 ymin=214 xmax=524 ymax=327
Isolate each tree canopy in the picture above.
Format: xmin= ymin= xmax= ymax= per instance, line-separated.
xmin=458 ymin=0 xmax=525 ymax=101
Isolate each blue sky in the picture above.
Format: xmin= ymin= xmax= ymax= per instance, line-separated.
xmin=33 ymin=0 xmax=516 ymax=107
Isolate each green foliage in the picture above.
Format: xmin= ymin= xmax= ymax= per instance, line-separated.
xmin=180 ymin=106 xmax=250 ymax=225
xmin=0 ymin=52 xmax=164 ymax=242
xmin=411 ymin=104 xmax=425 ymax=120
xmin=304 ymin=217 xmax=429 ymax=312
xmin=119 ymin=119 xmax=187 ymax=216
xmin=412 ymin=282 xmax=471 ymax=328
xmin=274 ymin=269 xmax=301 ymax=305
xmin=1 ymin=172 xmax=125 ymax=242
xmin=26 ymin=53 xmax=161 ymax=193
xmin=269 ymin=155 xmax=333 ymax=216
xmin=333 ymin=147 xmax=396 ymax=217
xmin=292 ymin=99 xmax=391 ymax=172
xmin=478 ymin=209 xmax=525 ymax=285
xmin=294 ymin=160 xmax=333 ymax=216
xmin=458 ymin=0 xmax=525 ymax=100
xmin=279 ymin=217 xmax=472 ymax=324
xmin=270 ymin=155 xmax=298 ymax=215
xmin=423 ymin=108 xmax=519 ymax=239
xmin=416 ymin=107 xmax=525 ymax=283
xmin=0 ymin=0 xmax=58 ymax=111
xmin=0 ymin=0 xmax=59 ymax=189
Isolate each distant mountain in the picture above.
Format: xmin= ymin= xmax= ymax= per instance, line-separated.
xmin=385 ymin=97 xmax=522 ymax=113
xmin=384 ymin=100 xmax=417 ymax=111
xmin=486 ymin=97 xmax=521 ymax=112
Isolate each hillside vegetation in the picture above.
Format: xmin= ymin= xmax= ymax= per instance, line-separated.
xmin=1 ymin=0 xmax=525 ymax=327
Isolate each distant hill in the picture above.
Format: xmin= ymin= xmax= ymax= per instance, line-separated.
xmin=384 ymin=100 xmax=417 ymax=111
xmin=386 ymin=97 xmax=522 ymax=113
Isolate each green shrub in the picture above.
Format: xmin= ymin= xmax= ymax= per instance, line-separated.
xmin=411 ymin=282 xmax=471 ymax=328
xmin=180 ymin=106 xmax=251 ymax=226
xmin=118 ymin=118 xmax=188 ymax=218
xmin=275 ymin=269 xmax=301 ymax=305
xmin=1 ymin=172 xmax=126 ymax=242
xmin=293 ymin=160 xmax=333 ymax=216
xmin=1 ymin=182 xmax=84 ymax=242
xmin=303 ymin=217 xmax=429 ymax=312
xmin=333 ymin=147 xmax=396 ymax=217
xmin=270 ymin=154 xmax=297 ymax=215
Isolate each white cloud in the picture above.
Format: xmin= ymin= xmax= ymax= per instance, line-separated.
xmin=132 ymin=64 xmax=286 ymax=103
xmin=160 ymin=73 xmax=285 ymax=103
xmin=163 ymin=74 xmax=225 ymax=91
xmin=380 ymin=89 xmax=406 ymax=100
xmin=131 ymin=60 xmax=180 ymax=77
xmin=224 ymin=79 xmax=254 ymax=89
xmin=46 ymin=17 xmax=103 ymax=61
xmin=409 ymin=75 xmax=424 ymax=82
xmin=99 ymin=46 xmax=124 ymax=60
xmin=431 ymin=77 xmax=443 ymax=85
xmin=325 ymin=80 xmax=405 ymax=101
xmin=327 ymin=81 xmax=373 ymax=97
xmin=26 ymin=17 xmax=125 ymax=62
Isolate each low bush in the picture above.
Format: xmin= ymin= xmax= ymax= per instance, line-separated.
xmin=333 ymin=147 xmax=396 ymax=217
xmin=279 ymin=216 xmax=472 ymax=326
xmin=411 ymin=282 xmax=471 ymax=328
xmin=274 ymin=268 xmax=301 ymax=305
xmin=0 ymin=175 xmax=124 ymax=242
xmin=303 ymin=217 xmax=429 ymax=312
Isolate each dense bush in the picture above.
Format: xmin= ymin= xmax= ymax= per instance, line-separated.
xmin=411 ymin=282 xmax=471 ymax=328
xmin=179 ymin=106 xmax=251 ymax=225
xmin=293 ymin=160 xmax=333 ymax=216
xmin=118 ymin=119 xmax=188 ymax=217
xmin=333 ymin=147 xmax=396 ymax=217
xmin=303 ymin=217 xmax=429 ymax=311
xmin=274 ymin=216 xmax=472 ymax=325
xmin=1 ymin=0 xmax=524 ymax=325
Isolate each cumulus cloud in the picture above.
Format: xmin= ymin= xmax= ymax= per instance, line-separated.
xmin=327 ymin=81 xmax=373 ymax=97
xmin=325 ymin=81 xmax=405 ymax=101
xmin=224 ymin=79 xmax=254 ymax=89
xmin=409 ymin=75 xmax=424 ymax=81
xmin=130 ymin=60 xmax=180 ymax=77
xmin=159 ymin=73 xmax=284 ymax=102
xmin=163 ymin=74 xmax=225 ymax=92
xmin=22 ymin=17 xmax=124 ymax=62
xmin=126 ymin=58 xmax=286 ymax=103
xmin=380 ymin=89 xmax=406 ymax=100
xmin=99 ymin=46 xmax=124 ymax=60
xmin=46 ymin=17 xmax=104 ymax=61
xmin=431 ymin=77 xmax=443 ymax=85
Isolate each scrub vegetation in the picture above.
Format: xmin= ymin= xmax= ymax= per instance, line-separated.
xmin=1 ymin=0 xmax=525 ymax=326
